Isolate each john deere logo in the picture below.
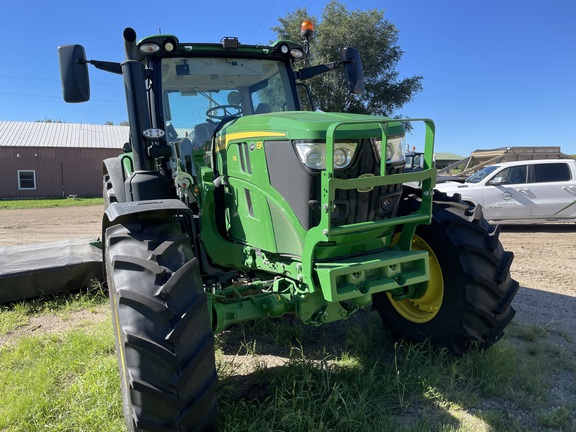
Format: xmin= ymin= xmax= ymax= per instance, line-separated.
xmin=358 ymin=173 xmax=374 ymax=193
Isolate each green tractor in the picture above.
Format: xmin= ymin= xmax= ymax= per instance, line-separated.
xmin=59 ymin=26 xmax=518 ymax=432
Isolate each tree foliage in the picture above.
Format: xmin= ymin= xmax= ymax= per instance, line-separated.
xmin=272 ymin=1 xmax=423 ymax=117
xmin=35 ymin=118 xmax=65 ymax=123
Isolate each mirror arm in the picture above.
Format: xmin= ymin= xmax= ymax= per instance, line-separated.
xmin=87 ymin=59 xmax=123 ymax=75
xmin=297 ymin=60 xmax=342 ymax=81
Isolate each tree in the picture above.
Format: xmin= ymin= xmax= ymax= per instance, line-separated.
xmin=104 ymin=121 xmax=129 ymax=126
xmin=35 ymin=118 xmax=65 ymax=123
xmin=272 ymin=1 xmax=422 ymax=117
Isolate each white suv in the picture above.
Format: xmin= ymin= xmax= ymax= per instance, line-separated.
xmin=434 ymin=159 xmax=576 ymax=223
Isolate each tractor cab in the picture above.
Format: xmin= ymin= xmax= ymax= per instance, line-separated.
xmin=160 ymin=50 xmax=299 ymax=153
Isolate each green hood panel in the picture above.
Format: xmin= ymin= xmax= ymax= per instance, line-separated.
xmin=216 ymin=111 xmax=403 ymax=148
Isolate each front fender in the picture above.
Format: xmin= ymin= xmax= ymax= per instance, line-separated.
xmin=103 ymin=199 xmax=193 ymax=231
xmin=103 ymin=157 xmax=127 ymax=204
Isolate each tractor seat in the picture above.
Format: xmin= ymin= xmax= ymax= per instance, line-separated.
xmin=189 ymin=122 xmax=215 ymax=151
xmin=255 ymin=103 xmax=271 ymax=114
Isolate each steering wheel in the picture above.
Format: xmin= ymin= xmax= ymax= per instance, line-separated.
xmin=206 ymin=104 xmax=243 ymax=120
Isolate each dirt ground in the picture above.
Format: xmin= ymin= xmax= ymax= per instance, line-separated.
xmin=498 ymin=223 xmax=576 ymax=338
xmin=0 ymin=206 xmax=103 ymax=246
xmin=1 ymin=205 xmax=575 ymax=341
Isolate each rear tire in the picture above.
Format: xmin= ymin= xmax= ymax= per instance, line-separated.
xmin=373 ymin=192 xmax=519 ymax=354
xmin=105 ymin=218 xmax=217 ymax=431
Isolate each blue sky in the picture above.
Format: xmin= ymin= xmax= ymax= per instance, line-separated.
xmin=2 ymin=0 xmax=575 ymax=156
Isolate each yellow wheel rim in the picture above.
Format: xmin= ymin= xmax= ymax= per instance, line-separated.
xmin=387 ymin=234 xmax=444 ymax=323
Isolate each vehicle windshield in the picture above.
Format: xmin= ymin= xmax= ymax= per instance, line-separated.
xmin=161 ymin=57 xmax=297 ymax=136
xmin=465 ymin=165 xmax=500 ymax=183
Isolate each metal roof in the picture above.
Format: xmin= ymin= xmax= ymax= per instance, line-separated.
xmin=435 ymin=152 xmax=463 ymax=160
xmin=0 ymin=121 xmax=129 ymax=149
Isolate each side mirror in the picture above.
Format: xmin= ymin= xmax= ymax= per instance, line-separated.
xmin=58 ymin=44 xmax=90 ymax=103
xmin=488 ymin=176 xmax=503 ymax=186
xmin=342 ymin=47 xmax=365 ymax=95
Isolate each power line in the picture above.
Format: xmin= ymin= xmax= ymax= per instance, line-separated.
xmin=0 ymin=75 xmax=58 ymax=83
xmin=246 ymin=0 xmax=318 ymax=44
xmin=0 ymin=92 xmax=122 ymax=103
xmin=247 ymin=0 xmax=279 ymax=43
xmin=0 ymin=75 xmax=120 ymax=87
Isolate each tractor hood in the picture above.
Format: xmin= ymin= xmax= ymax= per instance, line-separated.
xmin=215 ymin=111 xmax=403 ymax=150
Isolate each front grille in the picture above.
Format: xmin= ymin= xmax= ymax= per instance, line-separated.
xmin=309 ymin=139 xmax=404 ymax=227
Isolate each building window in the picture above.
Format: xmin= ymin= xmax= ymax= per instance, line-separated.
xmin=18 ymin=170 xmax=36 ymax=190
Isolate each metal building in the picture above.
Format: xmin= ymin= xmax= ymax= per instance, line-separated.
xmin=0 ymin=121 xmax=128 ymax=198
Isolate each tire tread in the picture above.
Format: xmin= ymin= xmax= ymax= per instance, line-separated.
xmin=106 ymin=220 xmax=217 ymax=432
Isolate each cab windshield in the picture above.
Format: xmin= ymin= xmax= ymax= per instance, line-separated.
xmin=161 ymin=57 xmax=297 ymax=135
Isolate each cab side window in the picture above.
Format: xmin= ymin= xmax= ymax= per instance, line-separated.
xmin=533 ymin=163 xmax=571 ymax=183
xmin=496 ymin=165 xmax=528 ymax=185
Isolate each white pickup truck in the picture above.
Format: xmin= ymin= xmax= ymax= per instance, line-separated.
xmin=434 ymin=158 xmax=576 ymax=223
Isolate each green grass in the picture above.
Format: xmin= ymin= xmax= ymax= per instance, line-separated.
xmin=0 ymin=197 xmax=103 ymax=209
xmin=0 ymin=322 xmax=123 ymax=431
xmin=214 ymin=317 xmax=575 ymax=432
xmin=1 ymin=296 xmax=574 ymax=432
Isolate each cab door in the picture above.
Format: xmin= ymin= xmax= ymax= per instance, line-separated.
xmin=481 ymin=164 xmax=532 ymax=220
xmin=529 ymin=162 xmax=576 ymax=218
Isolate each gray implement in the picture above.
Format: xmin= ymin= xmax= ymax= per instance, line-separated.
xmin=0 ymin=238 xmax=103 ymax=303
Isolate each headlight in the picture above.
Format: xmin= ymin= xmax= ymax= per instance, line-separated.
xmin=374 ymin=135 xmax=406 ymax=163
xmin=295 ymin=141 xmax=357 ymax=170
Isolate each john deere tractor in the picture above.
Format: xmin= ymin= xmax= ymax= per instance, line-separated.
xmin=59 ymin=25 xmax=518 ymax=432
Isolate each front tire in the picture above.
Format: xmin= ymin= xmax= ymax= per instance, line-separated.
xmin=373 ymin=192 xmax=519 ymax=354
xmin=105 ymin=218 xmax=217 ymax=431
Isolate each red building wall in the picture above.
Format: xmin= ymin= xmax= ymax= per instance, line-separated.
xmin=0 ymin=147 xmax=121 ymax=198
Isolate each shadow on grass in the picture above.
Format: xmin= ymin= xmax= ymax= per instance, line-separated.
xmin=215 ymin=307 xmax=576 ymax=432
xmin=215 ymin=311 xmax=464 ymax=432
